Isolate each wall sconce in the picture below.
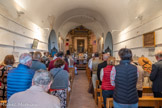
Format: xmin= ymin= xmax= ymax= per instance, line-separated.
xmin=17 ymin=11 xmax=25 ymax=17
xmin=135 ymin=15 xmax=143 ymax=21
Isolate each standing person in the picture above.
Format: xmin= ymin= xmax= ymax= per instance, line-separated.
xmin=7 ymin=53 xmax=35 ymax=100
xmin=150 ymin=50 xmax=162 ymax=97
xmin=48 ymin=51 xmax=69 ymax=72
xmin=7 ymin=69 xmax=60 ymax=108
xmin=68 ymin=55 xmax=74 ymax=68
xmin=50 ymin=59 xmax=69 ymax=108
xmin=29 ymin=52 xmax=34 ymax=60
xmin=64 ymin=54 xmax=69 ymax=66
xmin=0 ymin=55 xmax=15 ymax=100
xmin=31 ymin=52 xmax=46 ymax=71
xmin=88 ymin=53 xmax=95 ymax=70
xmin=41 ymin=52 xmax=50 ymax=67
xmin=100 ymin=56 xmax=115 ymax=108
xmin=53 ymin=54 xmax=57 ymax=60
xmin=132 ymin=61 xmax=144 ymax=97
xmin=97 ymin=53 xmax=109 ymax=85
xmin=111 ymin=48 xmax=138 ymax=108
xmin=92 ymin=53 xmax=102 ymax=89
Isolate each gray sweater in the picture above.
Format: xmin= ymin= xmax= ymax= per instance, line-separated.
xmin=50 ymin=68 xmax=69 ymax=89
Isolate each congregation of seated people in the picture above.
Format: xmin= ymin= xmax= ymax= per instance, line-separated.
xmin=88 ymin=48 xmax=162 ymax=108
xmin=0 ymin=48 xmax=162 ymax=108
xmin=0 ymin=51 xmax=76 ymax=108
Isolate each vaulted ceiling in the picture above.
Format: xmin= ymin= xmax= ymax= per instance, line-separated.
xmin=1 ymin=0 xmax=162 ymax=38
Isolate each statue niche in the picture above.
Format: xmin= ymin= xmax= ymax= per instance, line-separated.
xmin=77 ymin=39 xmax=84 ymax=53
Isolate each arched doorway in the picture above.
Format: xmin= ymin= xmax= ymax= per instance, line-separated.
xmin=48 ymin=30 xmax=59 ymax=56
xmin=104 ymin=32 xmax=113 ymax=56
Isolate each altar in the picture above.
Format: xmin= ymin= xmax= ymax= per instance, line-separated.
xmin=76 ymin=53 xmax=87 ymax=65
xmin=67 ymin=25 xmax=94 ymax=54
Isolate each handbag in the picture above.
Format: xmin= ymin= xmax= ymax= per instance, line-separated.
xmin=88 ymin=80 xmax=94 ymax=94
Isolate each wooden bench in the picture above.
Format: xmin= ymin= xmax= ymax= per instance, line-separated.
xmin=69 ymin=68 xmax=75 ymax=80
xmin=69 ymin=67 xmax=75 ymax=88
xmin=143 ymin=86 xmax=152 ymax=93
xmin=94 ymin=80 xmax=102 ymax=104
xmin=98 ymin=87 xmax=153 ymax=108
xmin=66 ymin=67 xmax=75 ymax=107
xmin=86 ymin=67 xmax=91 ymax=83
xmin=86 ymin=64 xmax=89 ymax=77
xmin=0 ymin=100 xmax=7 ymax=108
xmin=66 ymin=90 xmax=70 ymax=107
xmin=106 ymin=96 xmax=162 ymax=108
xmin=98 ymin=96 xmax=103 ymax=108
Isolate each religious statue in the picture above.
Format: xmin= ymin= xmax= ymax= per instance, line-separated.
xmin=105 ymin=46 xmax=111 ymax=55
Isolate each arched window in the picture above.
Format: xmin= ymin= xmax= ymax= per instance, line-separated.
xmin=104 ymin=32 xmax=113 ymax=56
xmin=48 ymin=30 xmax=58 ymax=57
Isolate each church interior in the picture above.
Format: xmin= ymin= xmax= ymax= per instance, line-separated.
xmin=0 ymin=0 xmax=162 ymax=108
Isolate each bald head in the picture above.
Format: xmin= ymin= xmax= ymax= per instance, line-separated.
xmin=103 ymin=53 xmax=109 ymax=61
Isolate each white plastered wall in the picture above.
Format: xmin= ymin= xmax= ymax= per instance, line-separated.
xmin=0 ymin=4 xmax=49 ymax=63
xmin=113 ymin=14 xmax=162 ymax=63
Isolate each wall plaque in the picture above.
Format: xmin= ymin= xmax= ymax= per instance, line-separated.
xmin=143 ymin=32 xmax=155 ymax=47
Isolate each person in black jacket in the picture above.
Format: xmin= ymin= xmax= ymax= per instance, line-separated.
xmin=150 ymin=51 xmax=162 ymax=97
xmin=111 ymin=48 xmax=138 ymax=108
xmin=97 ymin=53 xmax=109 ymax=85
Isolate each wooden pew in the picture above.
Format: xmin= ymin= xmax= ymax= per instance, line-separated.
xmin=86 ymin=64 xmax=89 ymax=77
xmin=0 ymin=100 xmax=7 ymax=108
xmin=66 ymin=67 xmax=75 ymax=107
xmin=69 ymin=67 xmax=75 ymax=88
xmin=98 ymin=97 xmax=103 ymax=108
xmin=143 ymin=86 xmax=152 ymax=93
xmin=94 ymin=80 xmax=102 ymax=104
xmin=106 ymin=96 xmax=162 ymax=108
xmin=69 ymin=67 xmax=75 ymax=81
xmin=86 ymin=68 xmax=91 ymax=83
xmin=66 ymin=90 xmax=70 ymax=107
xmin=98 ymin=87 xmax=153 ymax=108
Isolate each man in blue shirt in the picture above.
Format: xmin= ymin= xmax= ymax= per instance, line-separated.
xmin=7 ymin=53 xmax=35 ymax=100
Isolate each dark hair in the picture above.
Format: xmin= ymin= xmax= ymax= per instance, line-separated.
xmin=118 ymin=48 xmax=132 ymax=60
xmin=4 ymin=55 xmax=15 ymax=65
xmin=54 ymin=59 xmax=65 ymax=68
xmin=94 ymin=52 xmax=99 ymax=57
xmin=57 ymin=51 xmax=64 ymax=57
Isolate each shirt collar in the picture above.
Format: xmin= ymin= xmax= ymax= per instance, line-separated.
xmin=28 ymin=85 xmax=45 ymax=92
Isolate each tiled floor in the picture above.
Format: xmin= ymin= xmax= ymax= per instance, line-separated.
xmin=68 ymin=70 xmax=97 ymax=108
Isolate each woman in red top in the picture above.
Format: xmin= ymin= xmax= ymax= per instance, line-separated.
xmin=100 ymin=56 xmax=115 ymax=108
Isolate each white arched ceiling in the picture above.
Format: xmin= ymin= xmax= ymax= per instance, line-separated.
xmin=55 ymin=8 xmax=108 ymax=38
xmin=5 ymin=0 xmax=162 ymax=39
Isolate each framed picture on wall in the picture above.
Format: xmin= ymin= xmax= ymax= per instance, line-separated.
xmin=143 ymin=32 xmax=155 ymax=47
xmin=32 ymin=39 xmax=39 ymax=49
